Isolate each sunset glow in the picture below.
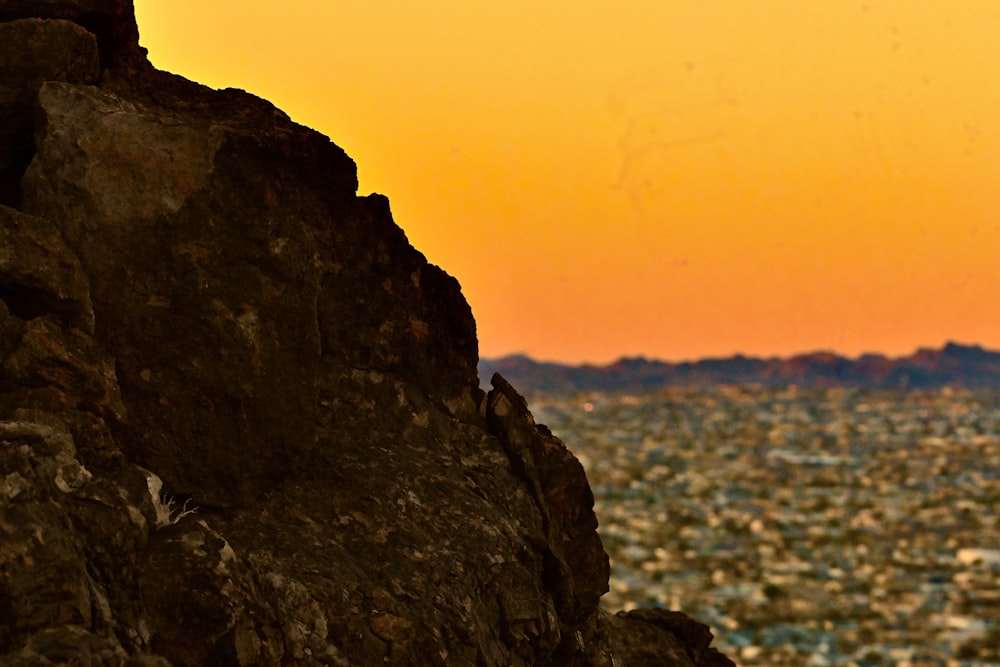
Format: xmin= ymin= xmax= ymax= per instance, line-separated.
xmin=133 ymin=2 xmax=1000 ymax=363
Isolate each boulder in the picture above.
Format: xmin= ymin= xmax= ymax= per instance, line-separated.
xmin=0 ymin=18 xmax=99 ymax=206
xmin=0 ymin=0 xmax=142 ymax=66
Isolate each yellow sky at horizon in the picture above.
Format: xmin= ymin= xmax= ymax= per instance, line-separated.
xmin=134 ymin=1 xmax=1000 ymax=364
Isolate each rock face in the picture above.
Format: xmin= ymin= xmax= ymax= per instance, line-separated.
xmin=0 ymin=2 xmax=735 ymax=665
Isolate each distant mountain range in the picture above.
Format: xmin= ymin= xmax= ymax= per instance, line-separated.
xmin=480 ymin=342 xmax=1000 ymax=394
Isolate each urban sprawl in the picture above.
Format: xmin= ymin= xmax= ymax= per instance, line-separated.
xmin=530 ymin=386 xmax=1000 ymax=666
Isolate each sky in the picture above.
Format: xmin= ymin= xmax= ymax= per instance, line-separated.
xmin=133 ymin=1 xmax=1000 ymax=364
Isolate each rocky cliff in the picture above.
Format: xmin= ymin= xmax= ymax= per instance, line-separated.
xmin=0 ymin=2 xmax=734 ymax=665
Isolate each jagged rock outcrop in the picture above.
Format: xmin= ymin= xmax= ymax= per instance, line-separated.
xmin=0 ymin=2 xmax=735 ymax=665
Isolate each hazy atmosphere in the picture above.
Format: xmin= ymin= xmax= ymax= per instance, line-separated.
xmin=135 ymin=1 xmax=1000 ymax=363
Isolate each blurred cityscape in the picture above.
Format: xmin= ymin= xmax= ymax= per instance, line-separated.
xmin=528 ymin=386 xmax=1000 ymax=666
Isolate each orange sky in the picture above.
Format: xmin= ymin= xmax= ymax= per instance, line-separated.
xmin=133 ymin=1 xmax=1000 ymax=364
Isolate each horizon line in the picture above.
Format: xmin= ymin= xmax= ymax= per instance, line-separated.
xmin=480 ymin=339 xmax=991 ymax=368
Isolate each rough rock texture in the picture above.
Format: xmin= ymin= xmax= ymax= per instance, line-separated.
xmin=0 ymin=2 xmax=735 ymax=665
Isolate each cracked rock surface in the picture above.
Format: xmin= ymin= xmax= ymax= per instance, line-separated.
xmin=0 ymin=1 xmax=735 ymax=665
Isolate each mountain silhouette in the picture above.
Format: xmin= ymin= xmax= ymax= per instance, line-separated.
xmin=481 ymin=342 xmax=1000 ymax=393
